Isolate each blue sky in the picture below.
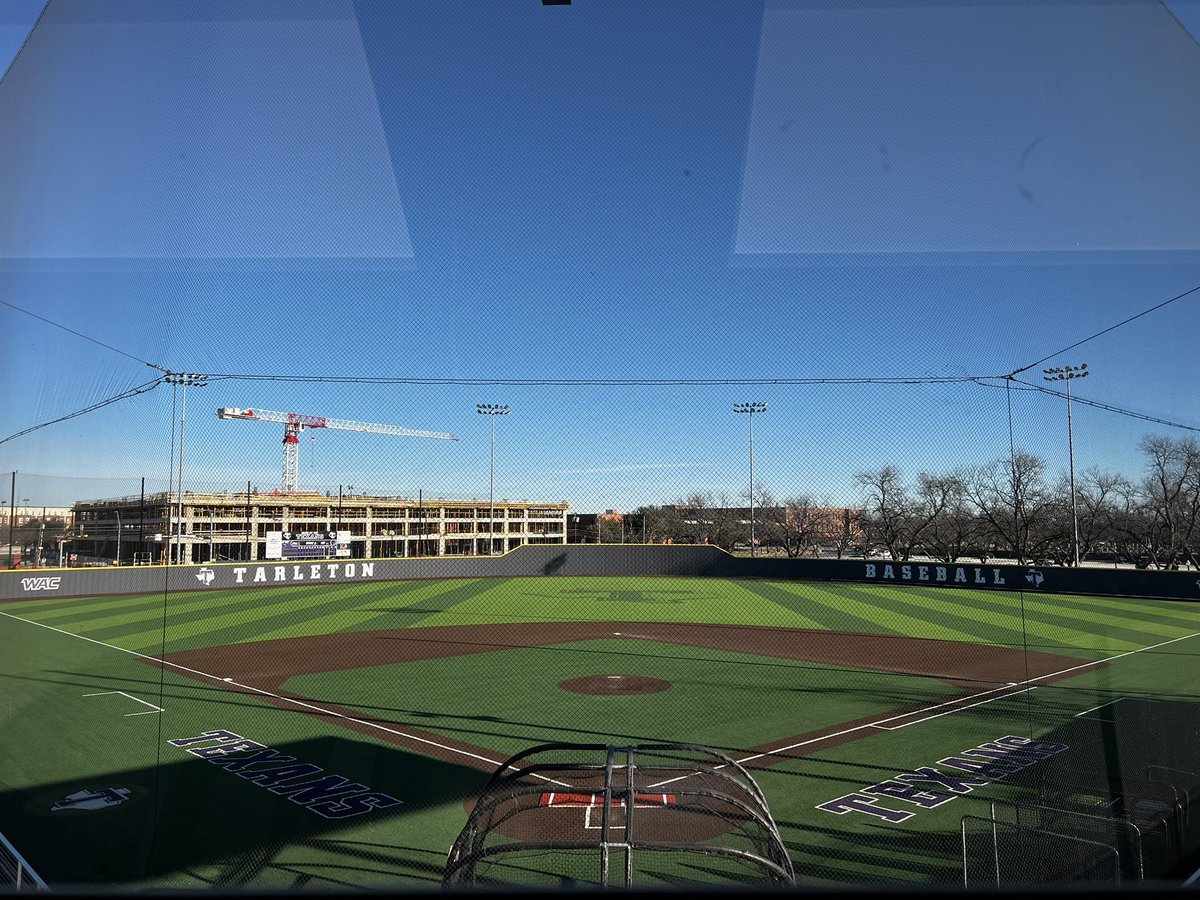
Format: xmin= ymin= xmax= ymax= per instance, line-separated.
xmin=1 ymin=0 xmax=1199 ymax=511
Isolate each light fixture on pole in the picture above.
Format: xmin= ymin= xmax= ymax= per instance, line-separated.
xmin=477 ymin=404 xmax=510 ymax=555
xmin=733 ymin=402 xmax=768 ymax=558
xmin=1043 ymin=363 xmax=1089 ymax=568
xmin=165 ymin=372 xmax=208 ymax=565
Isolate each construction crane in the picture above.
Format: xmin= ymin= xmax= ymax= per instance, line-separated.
xmin=217 ymin=407 xmax=458 ymax=492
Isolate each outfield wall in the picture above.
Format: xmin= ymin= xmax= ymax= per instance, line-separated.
xmin=1 ymin=545 xmax=1197 ymax=602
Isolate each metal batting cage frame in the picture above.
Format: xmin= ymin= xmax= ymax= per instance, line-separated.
xmin=443 ymin=742 xmax=795 ymax=889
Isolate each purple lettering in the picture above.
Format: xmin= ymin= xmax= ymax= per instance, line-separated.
xmin=169 ymin=730 xmax=243 ymax=747
xmin=239 ymin=763 xmax=324 ymax=786
xmin=191 ymin=740 xmax=266 ymax=759
xmin=861 ymin=780 xmax=957 ymax=808
xmin=270 ymin=775 xmax=368 ymax=805
xmin=996 ymin=736 xmax=1067 ymax=755
xmin=965 ymin=743 xmax=1054 ymax=766
xmin=206 ymin=748 xmax=294 ymax=770
xmin=307 ymin=792 xmax=403 ymax=819
xmin=895 ymin=767 xmax=987 ymax=794
xmin=816 ymin=793 xmax=913 ymax=823
xmin=938 ymin=756 xmax=1017 ymax=779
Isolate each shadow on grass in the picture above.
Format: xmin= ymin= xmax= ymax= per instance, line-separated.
xmin=0 ymin=734 xmax=485 ymax=891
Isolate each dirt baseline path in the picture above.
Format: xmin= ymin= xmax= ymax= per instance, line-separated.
xmin=156 ymin=622 xmax=1098 ymax=771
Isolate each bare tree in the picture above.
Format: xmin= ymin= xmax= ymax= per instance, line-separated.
xmin=856 ymin=466 xmax=920 ymax=561
xmin=1074 ymin=467 xmax=1131 ymax=562
xmin=758 ymin=491 xmax=822 ymax=558
xmin=963 ymin=450 xmax=1055 ymax=564
xmin=1139 ymin=435 xmax=1200 ymax=569
xmin=917 ymin=471 xmax=985 ymax=563
xmin=823 ymin=507 xmax=862 ymax=559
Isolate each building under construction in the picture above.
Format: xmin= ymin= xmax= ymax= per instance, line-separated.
xmin=70 ymin=490 xmax=570 ymax=565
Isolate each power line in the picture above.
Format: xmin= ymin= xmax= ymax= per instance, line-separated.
xmin=204 ymin=373 xmax=1001 ymax=386
xmin=0 ymin=0 xmax=49 ymax=90
xmin=0 ymin=376 xmax=165 ymax=446
xmin=982 ymin=377 xmax=1200 ymax=434
xmin=1009 ymin=282 xmax=1200 ymax=377
xmin=0 ymin=299 xmax=166 ymax=372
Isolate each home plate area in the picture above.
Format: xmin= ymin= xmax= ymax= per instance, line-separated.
xmin=540 ymin=790 xmax=680 ymax=832
xmin=442 ymin=742 xmax=796 ymax=888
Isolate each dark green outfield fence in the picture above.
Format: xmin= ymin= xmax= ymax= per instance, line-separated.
xmin=2 ymin=545 xmax=1197 ymax=602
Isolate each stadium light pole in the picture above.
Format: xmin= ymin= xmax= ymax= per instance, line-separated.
xmin=165 ymin=373 xmax=207 ymax=565
xmin=477 ymin=404 xmax=510 ymax=555
xmin=1043 ymin=363 xmax=1089 ymax=568
xmin=733 ymin=402 xmax=768 ymax=558
xmin=6 ymin=471 xmax=15 ymax=568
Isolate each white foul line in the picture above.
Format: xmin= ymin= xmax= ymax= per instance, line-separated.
xmin=83 ymin=689 xmax=164 ymax=716
xmin=10 ymin=610 xmax=1200 ymax=788
xmin=3 ymin=610 xmax=510 ymax=773
xmin=726 ymin=628 xmax=1200 ymax=769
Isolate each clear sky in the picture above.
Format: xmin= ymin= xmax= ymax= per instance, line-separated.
xmin=1 ymin=0 xmax=1199 ymax=512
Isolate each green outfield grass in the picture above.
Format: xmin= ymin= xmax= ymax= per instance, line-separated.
xmin=2 ymin=575 xmax=1199 ymax=890
xmin=5 ymin=576 xmax=1200 ymax=655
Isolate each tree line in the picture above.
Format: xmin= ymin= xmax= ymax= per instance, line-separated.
xmin=602 ymin=434 xmax=1200 ymax=570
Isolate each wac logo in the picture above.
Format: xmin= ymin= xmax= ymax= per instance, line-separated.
xmin=1025 ymin=568 xmax=1044 ymax=588
xmin=195 ymin=567 xmax=216 ymax=586
xmin=51 ymin=787 xmax=132 ymax=812
xmin=21 ymin=576 xmax=61 ymax=591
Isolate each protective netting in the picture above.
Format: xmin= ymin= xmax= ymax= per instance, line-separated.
xmin=962 ymin=698 xmax=1200 ymax=885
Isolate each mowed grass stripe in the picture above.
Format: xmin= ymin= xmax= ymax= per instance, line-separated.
xmin=61 ymin=584 xmax=384 ymax=651
xmin=1018 ymin=590 xmax=1200 ymax=628
xmin=181 ymin=580 xmax=449 ymax=649
xmin=57 ymin=583 xmax=346 ymax=638
xmin=940 ymin=588 xmax=1195 ymax=652
xmin=765 ymin=580 xmax=1033 ymax=646
xmin=844 ymin=584 xmax=1143 ymax=652
xmin=241 ymin=579 xmax=498 ymax=644
xmin=737 ymin=580 xmax=896 ymax=634
xmin=341 ymin=578 xmax=533 ymax=632
xmin=5 ymin=590 xmax=178 ymax=621
xmin=406 ymin=577 xmax=826 ymax=630
xmin=855 ymin=584 xmax=1133 ymax=648
xmin=751 ymin=582 xmax=984 ymax=642
xmin=951 ymin=587 xmax=1196 ymax=645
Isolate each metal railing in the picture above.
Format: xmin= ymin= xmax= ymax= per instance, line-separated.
xmin=0 ymin=830 xmax=48 ymax=892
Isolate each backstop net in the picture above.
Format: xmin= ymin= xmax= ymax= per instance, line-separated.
xmin=442 ymin=742 xmax=795 ymax=889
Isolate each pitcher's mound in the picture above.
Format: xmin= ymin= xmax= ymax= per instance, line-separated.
xmin=558 ymin=674 xmax=671 ymax=695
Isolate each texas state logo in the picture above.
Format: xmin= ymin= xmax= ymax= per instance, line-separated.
xmin=1025 ymin=568 xmax=1044 ymax=588
xmin=27 ymin=784 xmax=148 ymax=817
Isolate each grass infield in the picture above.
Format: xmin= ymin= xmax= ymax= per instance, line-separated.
xmin=1 ymin=574 xmax=1198 ymax=890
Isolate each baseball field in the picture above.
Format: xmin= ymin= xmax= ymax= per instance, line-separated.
xmin=2 ymin=571 xmax=1199 ymax=890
